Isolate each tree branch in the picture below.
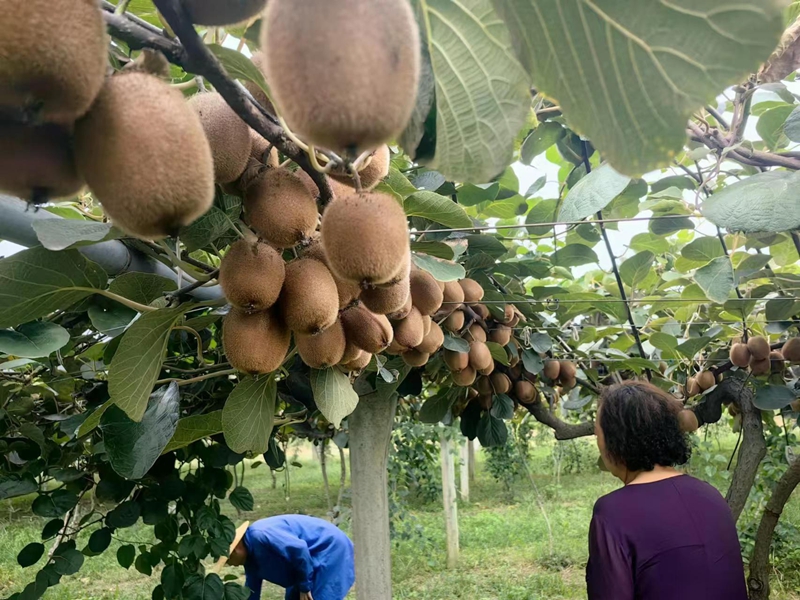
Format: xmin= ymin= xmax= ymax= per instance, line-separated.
xmin=523 ymin=399 xmax=595 ymax=440
xmin=725 ymin=380 xmax=766 ymax=522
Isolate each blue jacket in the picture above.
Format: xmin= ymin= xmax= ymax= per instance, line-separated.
xmin=243 ymin=515 xmax=355 ymax=600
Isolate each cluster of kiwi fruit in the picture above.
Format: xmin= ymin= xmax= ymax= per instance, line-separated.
xmin=728 ymin=335 xmax=800 ymax=377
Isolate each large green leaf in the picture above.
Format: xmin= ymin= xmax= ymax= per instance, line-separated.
xmin=109 ymin=307 xmax=188 ymax=422
xmin=403 ymin=191 xmax=472 ymax=228
xmin=525 ymin=199 xmax=558 ymax=235
xmin=521 ymin=122 xmax=566 ymax=164
xmin=619 ymin=251 xmax=654 ymax=288
xmin=109 ymin=273 xmax=177 ymax=305
xmin=558 ymin=164 xmax=630 ymax=222
xmin=409 ymin=0 xmax=531 ymax=182
xmin=680 ymin=237 xmax=724 ymax=263
xmin=163 ymin=411 xmax=224 ymax=454
xmin=694 ymin=257 xmax=734 ymax=304
xmin=494 ymin=0 xmax=784 ymax=175
xmin=412 ymin=253 xmax=466 ymax=281
xmin=477 ymin=413 xmax=508 ymax=447
xmin=551 ymin=244 xmax=598 ymax=267
xmin=223 ymin=376 xmax=276 ymax=454
xmin=419 ymin=390 xmax=457 ymax=423
xmin=181 ymin=192 xmax=242 ymax=252
xmin=32 ymin=220 xmax=120 ymax=251
xmin=100 ymin=384 xmax=180 ymax=480
xmin=207 ymin=44 xmax=270 ymax=98
xmin=702 ymin=171 xmax=800 ymax=232
xmin=0 ymin=321 xmax=70 ymax=358
xmin=310 ymin=368 xmax=358 ymax=428
xmin=0 ymin=248 xmax=107 ymax=329
xmin=755 ymin=104 xmax=794 ymax=150
xmin=88 ymin=300 xmax=136 ymax=338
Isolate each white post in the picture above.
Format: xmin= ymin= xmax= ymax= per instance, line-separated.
xmin=440 ymin=431 xmax=459 ymax=568
xmin=459 ymin=438 xmax=470 ymax=502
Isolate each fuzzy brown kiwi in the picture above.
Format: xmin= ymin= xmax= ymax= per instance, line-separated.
xmin=696 ymin=371 xmax=716 ymax=391
xmin=340 ymin=340 xmax=363 ymax=365
xmin=330 ymin=144 xmax=391 ymax=190
xmin=750 ymin=357 xmax=771 ymax=376
xmin=189 ymin=91 xmax=252 ymax=184
xmin=0 ymin=0 xmax=107 ymax=124
xmin=409 ymin=269 xmax=444 ymax=316
xmin=341 ymin=350 xmax=372 ymax=371
xmin=340 ymin=303 xmax=394 ymax=354
xmin=442 ymin=280 xmax=465 ymax=313
xmin=218 ymin=239 xmax=285 ymax=312
xmin=783 ymin=337 xmax=800 ymax=363
xmin=491 ymin=373 xmax=511 ymax=395
xmin=770 ymin=350 xmax=785 ymax=374
xmin=515 ymin=380 xmax=536 ymax=404
xmin=458 ymin=279 xmax=484 ymax=304
xmin=467 ymin=324 xmax=487 ymax=343
xmin=301 ymin=235 xmax=362 ymax=309
xmin=542 ymin=360 xmax=560 ymax=381
xmin=360 ymin=278 xmax=410 ymax=315
xmin=388 ymin=293 xmax=413 ymax=321
xmin=422 ymin=315 xmax=432 ymax=336
xmin=402 ymin=349 xmax=430 ymax=367
xmin=747 ymin=336 xmax=770 ymax=361
xmin=249 ymin=129 xmax=279 ymax=167
xmin=297 ymin=169 xmax=357 ymax=201
xmin=443 ymin=310 xmax=465 ymax=333
xmin=489 ymin=325 xmax=512 ymax=347
xmin=475 ymin=376 xmax=492 ymax=396
xmin=478 ymin=363 xmax=495 ymax=376
xmin=244 ymin=167 xmax=319 ymax=248
xmin=392 ymin=307 xmax=425 ymax=349
xmin=262 ymin=0 xmax=420 ymax=153
xmin=558 ymin=361 xmax=576 ymax=383
xmin=320 ymin=192 xmax=410 ymax=285
xmin=730 ymin=343 xmax=751 ymax=368
xmin=508 ymin=364 xmax=522 ymax=380
xmin=472 ymin=304 xmax=490 ymax=320
xmin=452 ymin=366 xmax=477 ymax=387
xmin=686 ymin=377 xmax=701 ymax=396
xmin=278 ymin=258 xmax=339 ymax=334
xmin=475 ymin=394 xmax=491 ymax=411
xmin=243 ymin=52 xmax=276 ymax=115
xmin=416 ymin=322 xmax=444 ymax=354
xmin=385 ymin=338 xmax=405 ymax=356
xmin=185 ymin=0 xmax=266 ymax=25
xmin=0 ymin=122 xmax=83 ymax=201
xmin=790 ymin=399 xmax=800 ymax=412
xmin=444 ymin=350 xmax=469 ymax=372
xmin=678 ymin=410 xmax=699 ymax=433
xmin=75 ymin=73 xmax=214 ymax=240
xmin=296 ymin=320 xmax=347 ymax=368
xmin=500 ymin=305 xmax=515 ymax=325
xmin=469 ymin=342 xmax=493 ymax=372
xmin=223 ymin=307 xmax=290 ymax=374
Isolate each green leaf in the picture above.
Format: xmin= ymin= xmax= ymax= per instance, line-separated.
xmin=117 ymin=545 xmax=135 ymax=569
xmin=88 ymin=300 xmax=136 ymax=338
xmin=310 ymin=368 xmax=358 ymax=429
xmin=784 ymin=105 xmax=800 ymax=142
xmin=458 ymin=182 xmax=500 ymax=206
xmin=650 ymin=216 xmax=694 ymax=235
xmin=753 ymin=384 xmax=797 ymax=410
xmin=403 ymin=191 xmax=472 ymax=228
xmin=494 ymin=0 xmax=784 ymax=175
xmin=88 ymin=528 xmax=112 ymax=554
xmin=376 ymin=168 xmax=418 ymax=200
xmin=765 ymin=298 xmax=798 ymax=321
xmin=31 ymin=220 xmax=119 ymax=251
xmin=443 ymin=335 xmax=470 ymax=353
xmin=619 ymin=251 xmax=654 ymax=288
xmin=559 ymin=164 xmax=631 ymax=222
xmin=76 ymin=400 xmax=113 ymax=438
xmin=676 ymin=336 xmax=711 ymax=358
xmin=419 ymin=390 xmax=457 ymax=423
xmin=0 ymin=474 xmax=37 ymax=500
xmin=109 ymin=307 xmax=187 ymax=422
xmin=163 ymin=411 xmax=224 ymax=454
xmin=32 ymin=491 xmax=78 ymax=518
xmin=467 ymin=235 xmax=507 ymax=259
xmin=0 ymin=248 xmax=107 ymax=329
xmin=525 ymin=199 xmax=558 ymax=235
xmin=184 ymin=573 xmax=225 ymax=600
xmin=229 ymin=487 xmax=254 ymax=512
xmin=223 ymin=376 xmax=276 ymax=454
xmin=224 ymin=583 xmax=251 ymax=600
xmin=756 ymin=104 xmax=794 ymax=150
xmin=521 ymin=122 xmax=566 ymax=164
xmin=207 ymin=45 xmax=270 ymax=98
xmin=181 ymin=192 xmax=242 ymax=252
xmin=529 ymin=332 xmax=551 ymax=354
xmin=694 ymin=257 xmax=734 ymax=304
xmin=410 ymin=241 xmax=455 ymax=260
xmin=681 ymin=237 xmax=724 ymax=263
xmin=551 ymin=244 xmax=598 ymax=267
xmin=100 ymin=383 xmax=180 ymax=480
xmin=490 ymin=394 xmax=514 ymax=420
xmin=736 ymin=254 xmax=772 ymax=278
xmin=521 ymin=349 xmax=543 ymax=375
xmin=106 ymin=500 xmax=141 ymax=529
xmin=17 ymin=543 xmax=45 ymax=568
xmin=52 ymin=547 xmax=83 ymax=576
xmin=702 ymin=171 xmax=800 ymax=232
xmin=648 ymin=332 xmax=678 ymax=352
xmin=109 ymin=273 xmax=177 ymax=306
xmin=162 ymin=563 xmax=185 ymax=599
xmin=0 ymin=321 xmax=70 ymax=358
xmin=411 ymin=253 xmax=466 ymax=282
xmin=486 ymin=341 xmax=510 ymax=366
xmin=477 ymin=413 xmax=508 ymax=447
xmin=42 ymin=519 xmax=64 ymax=540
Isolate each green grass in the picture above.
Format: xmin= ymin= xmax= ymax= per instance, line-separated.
xmin=2 ymin=435 xmax=799 ymax=600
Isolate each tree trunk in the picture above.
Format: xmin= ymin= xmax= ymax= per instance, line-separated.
xmin=726 ymin=383 xmax=766 ymax=522
xmin=320 ymin=439 xmax=333 ymax=514
xmin=440 ymin=432 xmax=460 ymax=568
xmin=270 ymin=469 xmax=277 ymax=489
xmin=468 ymin=439 xmax=476 ymax=484
xmin=459 ymin=438 xmax=470 ymax=502
xmin=336 ymin=444 xmax=347 ymax=520
xmin=349 ymin=393 xmax=397 ymax=600
xmin=747 ymin=457 xmax=800 ymax=600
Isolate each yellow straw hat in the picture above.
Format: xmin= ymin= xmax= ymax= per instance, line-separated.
xmin=213 ymin=521 xmax=250 ymax=572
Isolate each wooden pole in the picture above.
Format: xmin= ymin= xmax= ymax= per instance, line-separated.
xmin=440 ymin=431 xmax=459 ymax=568
xmin=459 ymin=438 xmax=470 ymax=502
xmin=468 ymin=439 xmax=476 ymax=484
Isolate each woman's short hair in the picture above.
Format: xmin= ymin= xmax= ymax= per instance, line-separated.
xmin=599 ymin=381 xmax=691 ymax=472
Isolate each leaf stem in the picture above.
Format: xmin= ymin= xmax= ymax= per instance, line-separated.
xmin=80 ymin=288 xmax=158 ymax=313
xmin=155 ymin=368 xmax=237 ymax=387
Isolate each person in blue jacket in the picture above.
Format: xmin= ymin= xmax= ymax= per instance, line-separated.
xmin=221 ymin=515 xmax=355 ymax=600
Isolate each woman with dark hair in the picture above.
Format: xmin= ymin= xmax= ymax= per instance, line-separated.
xmin=587 ymin=380 xmax=747 ymax=600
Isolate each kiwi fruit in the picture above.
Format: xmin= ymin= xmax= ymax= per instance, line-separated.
xmin=245 ymin=167 xmax=319 ymax=248
xmin=185 ymin=0 xmax=266 ymax=25
xmin=469 ymin=341 xmax=493 ymax=372
xmin=515 ymin=380 xmax=536 ymax=404
xmin=443 ymin=310 xmax=465 ymax=333
xmin=340 ymin=340 xmax=363 ymax=365
xmin=559 ymin=361 xmax=577 ymax=383
xmin=478 ymin=394 xmax=493 ymax=411
xmin=219 ymin=239 xmax=285 ymax=312
xmin=122 ymin=48 xmax=170 ymax=78
xmin=686 ymin=377 xmax=701 ymax=396
xmin=508 ymin=314 xmax=520 ymax=328
xmin=444 ymin=350 xmax=469 ymax=372
xmin=750 ymin=357 xmax=771 ymax=376
xmin=0 ymin=0 xmax=107 ymax=123
xmin=458 ymin=279 xmax=484 ymax=304
xmin=416 ymin=322 xmax=444 ymax=354
xmin=790 ymin=399 xmax=800 ymax=413
xmin=262 ymin=0 xmax=420 ymax=153
xmin=0 ymin=122 xmax=83 ymax=201
xmin=422 ymin=315 xmax=432 ymax=336
xmin=747 ymin=336 xmax=770 ymax=361
xmin=500 ymin=305 xmax=515 ymax=325
xmin=508 ymin=364 xmax=522 ymax=380
xmin=320 ymin=192 xmax=410 ymax=285
xmin=561 ymin=376 xmax=577 ymax=390
xmin=478 ymin=362 xmax=495 ymax=376
xmin=388 ymin=293 xmax=413 ymax=321
xmin=331 ymin=144 xmax=391 ymax=190
xmin=678 ymin=410 xmax=699 ymax=433
xmin=243 ymin=52 xmax=276 ymax=114
xmin=296 ymin=320 xmax=347 ymax=368
xmin=730 ymin=343 xmax=751 ymax=368
xmin=75 ymin=73 xmax=215 ymax=239
xmin=491 ymin=373 xmax=512 ymax=395
xmin=783 ymin=337 xmax=800 ymax=364
xmin=402 ymin=349 xmax=430 ymax=367
xmin=392 ymin=307 xmax=425 ymax=349
xmin=340 ymin=303 xmax=394 ymax=353
xmin=543 ymin=360 xmax=560 ymax=381
xmin=301 ymin=235 xmax=362 ymax=308
xmin=452 ymin=366 xmax=477 ymax=387
xmin=190 ymin=92 xmax=252 ymax=184
xmin=249 ymin=129 xmax=279 ymax=167
xmin=278 ymin=258 xmax=339 ymax=334
xmin=409 ymin=269 xmax=444 ymax=316
xmin=770 ymin=350 xmax=785 ymax=374
xmin=341 ymin=350 xmax=372 ymax=372
xmin=442 ymin=280 xmax=465 ymax=313
xmin=489 ymin=325 xmax=512 ymax=347
xmin=223 ymin=308 xmax=290 ymax=374
xmin=297 ymin=169 xmax=358 ymax=201
xmin=385 ymin=339 xmax=405 ymax=355
xmin=696 ymin=370 xmax=716 ymax=391
xmin=472 ymin=304 xmax=490 ymax=320
xmin=467 ymin=324 xmax=487 ymax=343
xmin=475 ymin=376 xmax=492 ymax=395
xmin=360 ymin=278 xmax=410 ymax=315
